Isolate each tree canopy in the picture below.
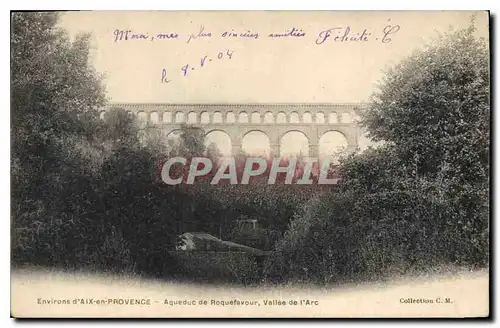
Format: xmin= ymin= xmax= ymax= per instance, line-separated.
xmin=362 ymin=25 xmax=489 ymax=184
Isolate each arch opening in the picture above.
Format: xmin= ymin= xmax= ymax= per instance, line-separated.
xmin=164 ymin=129 xmax=183 ymax=154
xmin=319 ymin=131 xmax=348 ymax=163
xmin=200 ymin=112 xmax=210 ymax=124
xmin=289 ymin=112 xmax=300 ymax=123
xmin=205 ymin=130 xmax=232 ymax=158
xmin=137 ymin=111 xmax=148 ymax=128
xmin=226 ymin=112 xmax=236 ymax=123
xmin=241 ymin=131 xmax=271 ymax=157
xmin=329 ymin=112 xmax=338 ymax=124
xmin=150 ymin=111 xmax=159 ymax=124
xmin=213 ymin=112 xmax=223 ymax=123
xmin=280 ymin=131 xmax=309 ymax=157
xmin=276 ymin=112 xmax=287 ymax=124
xmin=175 ymin=111 xmax=185 ymax=123
xmin=250 ymin=112 xmax=261 ymax=124
xmin=187 ymin=112 xmax=197 ymax=124
xmin=303 ymin=112 xmax=313 ymax=123
xmin=238 ymin=112 xmax=249 ymax=123
xmin=163 ymin=112 xmax=172 ymax=123
xmin=263 ymin=112 xmax=274 ymax=124
xmin=341 ymin=112 xmax=351 ymax=123
xmin=316 ymin=112 xmax=325 ymax=124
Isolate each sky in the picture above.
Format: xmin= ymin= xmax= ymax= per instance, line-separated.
xmin=59 ymin=11 xmax=489 ymax=156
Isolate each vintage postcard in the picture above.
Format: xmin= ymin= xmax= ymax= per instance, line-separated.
xmin=10 ymin=10 xmax=490 ymax=318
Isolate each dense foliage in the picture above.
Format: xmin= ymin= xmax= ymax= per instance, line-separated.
xmin=265 ymin=25 xmax=490 ymax=283
xmin=11 ymin=13 xmax=183 ymax=277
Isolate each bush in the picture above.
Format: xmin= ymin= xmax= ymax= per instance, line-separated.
xmin=266 ymin=145 xmax=489 ymax=284
xmin=98 ymin=228 xmax=136 ymax=274
xmin=169 ymin=251 xmax=262 ymax=285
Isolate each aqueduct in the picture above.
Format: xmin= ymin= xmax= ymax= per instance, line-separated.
xmin=101 ymin=103 xmax=365 ymax=157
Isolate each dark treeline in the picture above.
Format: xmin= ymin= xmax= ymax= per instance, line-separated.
xmin=11 ymin=13 xmax=489 ymax=284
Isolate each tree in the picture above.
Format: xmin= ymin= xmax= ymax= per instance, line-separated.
xmin=179 ymin=125 xmax=206 ymax=157
xmin=100 ymin=107 xmax=140 ymax=148
xmin=361 ymin=23 xmax=490 ymax=265
xmin=11 ymin=12 xmax=106 ymax=185
xmin=362 ymin=24 xmax=489 ymax=184
xmin=11 ymin=13 xmax=201 ymax=277
xmin=206 ymin=142 xmax=222 ymax=162
xmin=11 ymin=12 xmax=107 ymax=263
xmin=11 ymin=12 xmax=106 ymax=204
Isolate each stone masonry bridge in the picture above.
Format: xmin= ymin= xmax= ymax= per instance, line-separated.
xmin=101 ymin=103 xmax=365 ymax=157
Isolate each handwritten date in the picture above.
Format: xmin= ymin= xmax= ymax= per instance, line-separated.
xmin=161 ymin=49 xmax=235 ymax=83
xmin=181 ymin=49 xmax=234 ymax=77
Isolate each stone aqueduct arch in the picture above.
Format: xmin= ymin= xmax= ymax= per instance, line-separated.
xmin=101 ymin=103 xmax=364 ymax=157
